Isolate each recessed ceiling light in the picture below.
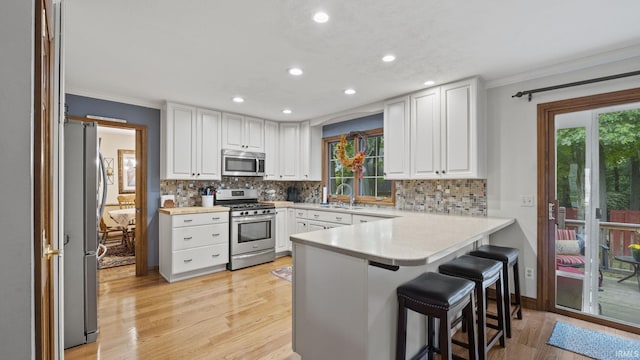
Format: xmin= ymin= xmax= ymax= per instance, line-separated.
xmin=282 ymin=109 xmax=292 ymax=114
xmin=344 ymin=88 xmax=356 ymax=95
xmin=232 ymin=96 xmax=244 ymax=103
xmin=288 ymin=67 xmax=303 ymax=76
xmin=382 ymin=54 xmax=396 ymax=62
xmin=313 ymin=12 xmax=329 ymax=23
xmin=423 ymin=80 xmax=436 ymax=86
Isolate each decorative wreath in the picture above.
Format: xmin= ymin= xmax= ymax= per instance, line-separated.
xmin=335 ymin=133 xmax=366 ymax=178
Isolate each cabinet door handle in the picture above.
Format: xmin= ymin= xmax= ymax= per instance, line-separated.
xmin=442 ymin=170 xmax=446 ymax=174
xmin=435 ymin=171 xmax=439 ymax=174
xmin=192 ymin=173 xmax=195 ymax=176
xmin=211 ymin=233 xmax=220 ymax=237
xmin=314 ymin=214 xmax=320 ymax=218
xmin=184 ymin=258 xmax=193 ymax=263
xmin=212 ymin=253 xmax=220 ymax=257
xmin=197 ymin=173 xmax=200 ymax=176
xmin=183 ymin=236 xmax=193 ymax=240
xmin=183 ymin=219 xmax=193 ymax=223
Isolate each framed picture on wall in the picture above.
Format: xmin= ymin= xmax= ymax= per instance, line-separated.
xmin=118 ymin=149 xmax=136 ymax=194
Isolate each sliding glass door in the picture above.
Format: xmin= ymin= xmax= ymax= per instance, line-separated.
xmin=555 ymin=103 xmax=640 ymax=325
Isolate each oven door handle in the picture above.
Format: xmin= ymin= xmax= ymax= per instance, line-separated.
xmin=232 ymin=214 xmax=275 ymax=223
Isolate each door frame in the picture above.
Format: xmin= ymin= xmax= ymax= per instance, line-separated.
xmin=68 ymin=115 xmax=148 ymax=276
xmin=34 ymin=0 xmax=56 ymax=357
xmin=537 ymin=86 xmax=640 ymax=334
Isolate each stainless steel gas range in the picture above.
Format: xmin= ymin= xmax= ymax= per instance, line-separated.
xmin=215 ymin=189 xmax=276 ymax=270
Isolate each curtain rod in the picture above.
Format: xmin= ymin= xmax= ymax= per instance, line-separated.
xmin=511 ymin=70 xmax=640 ymax=101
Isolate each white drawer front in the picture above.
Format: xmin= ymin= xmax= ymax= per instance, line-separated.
xmin=172 ymin=244 xmax=229 ymax=274
xmin=308 ymin=210 xmax=352 ymax=225
xmin=295 ymin=209 xmax=308 ymax=218
xmin=172 ymin=224 xmax=229 ymax=251
xmin=352 ymin=214 xmax=387 ymax=224
xmin=171 ymin=212 xmax=229 ymax=228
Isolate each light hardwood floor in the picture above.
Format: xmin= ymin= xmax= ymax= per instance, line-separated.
xmin=65 ymin=256 xmax=640 ymax=359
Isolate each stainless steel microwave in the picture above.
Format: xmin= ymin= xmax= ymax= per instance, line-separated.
xmin=221 ymin=149 xmax=265 ymax=177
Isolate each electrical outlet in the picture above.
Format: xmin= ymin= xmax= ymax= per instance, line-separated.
xmin=520 ymin=195 xmax=534 ymax=207
xmin=525 ymin=267 xmax=534 ymax=279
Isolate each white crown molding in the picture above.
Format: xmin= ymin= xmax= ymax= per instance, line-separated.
xmin=485 ymin=44 xmax=640 ymax=89
xmin=309 ymin=100 xmax=385 ymax=127
xmin=65 ymin=87 xmax=163 ymax=110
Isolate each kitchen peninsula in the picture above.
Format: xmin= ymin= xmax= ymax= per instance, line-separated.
xmin=290 ymin=213 xmax=514 ymax=360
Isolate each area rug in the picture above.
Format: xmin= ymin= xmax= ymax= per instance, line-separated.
xmin=98 ymin=243 xmax=135 ymax=270
xmin=547 ymin=321 xmax=640 ymax=359
xmin=271 ymin=266 xmax=292 ymax=282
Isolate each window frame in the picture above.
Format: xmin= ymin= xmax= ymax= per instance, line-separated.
xmin=322 ymin=128 xmax=395 ymax=206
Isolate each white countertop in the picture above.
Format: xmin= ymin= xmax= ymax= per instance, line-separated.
xmin=158 ymin=206 xmax=230 ymax=215
xmin=290 ymin=212 xmax=514 ymax=266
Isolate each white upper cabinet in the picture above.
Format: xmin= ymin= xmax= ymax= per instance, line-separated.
xmin=221 ymin=113 xmax=264 ymax=152
xmin=440 ymin=79 xmax=482 ymax=178
xmin=161 ymin=102 xmax=221 ymax=180
xmin=383 ymin=96 xmax=411 ymax=179
xmin=196 ymin=108 xmax=222 ymax=179
xmin=384 ymin=77 xmax=484 ymax=180
xmin=263 ymin=120 xmax=280 ymax=180
xmin=410 ymin=88 xmax=441 ymax=178
xmin=279 ymin=122 xmax=300 ymax=180
xmin=299 ymin=121 xmax=322 ymax=181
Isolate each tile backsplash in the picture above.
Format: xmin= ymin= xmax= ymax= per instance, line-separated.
xmin=395 ymin=179 xmax=487 ymax=216
xmin=160 ymin=178 xmax=487 ymax=216
xmin=160 ymin=177 xmax=323 ymax=207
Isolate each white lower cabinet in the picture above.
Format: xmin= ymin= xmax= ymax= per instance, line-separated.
xmin=160 ymin=211 xmax=229 ymax=282
xmin=275 ymin=208 xmax=289 ymax=255
xmin=295 ymin=209 xmax=352 ymax=232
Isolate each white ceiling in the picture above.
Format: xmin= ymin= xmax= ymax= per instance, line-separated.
xmin=65 ymin=0 xmax=640 ymax=121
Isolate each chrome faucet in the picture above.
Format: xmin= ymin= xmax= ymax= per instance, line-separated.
xmin=335 ymin=182 xmax=354 ymax=208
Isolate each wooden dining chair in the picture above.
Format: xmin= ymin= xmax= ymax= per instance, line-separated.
xmin=99 ymin=217 xmax=124 ymax=245
xmin=117 ymin=194 xmax=136 ymax=251
xmin=117 ymin=194 xmax=136 ymax=209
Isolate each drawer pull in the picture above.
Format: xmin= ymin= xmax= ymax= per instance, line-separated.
xmin=253 ymin=245 xmax=259 ymax=248
xmin=360 ymin=220 xmax=368 ymax=223
xmin=183 ymin=259 xmax=193 ymax=263
xmin=212 ymin=253 xmax=220 ymax=257
xmin=183 ymin=236 xmax=193 ymax=240
xmin=183 ymin=219 xmax=193 ymax=223
xmin=211 ymin=233 xmax=220 ymax=237
xmin=212 ymin=217 xmax=220 ymax=220
xmin=314 ymin=214 xmax=320 ymax=218
xmin=336 ymin=217 xmax=342 ymax=221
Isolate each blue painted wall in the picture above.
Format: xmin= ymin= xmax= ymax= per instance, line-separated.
xmin=66 ymin=94 xmax=161 ymax=267
xmin=322 ymin=113 xmax=383 ymax=138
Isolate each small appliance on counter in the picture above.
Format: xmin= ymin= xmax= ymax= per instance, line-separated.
xmin=286 ymin=187 xmax=299 ymax=202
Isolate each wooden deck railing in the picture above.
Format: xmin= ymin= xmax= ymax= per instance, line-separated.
xmin=565 ymin=219 xmax=640 ymax=272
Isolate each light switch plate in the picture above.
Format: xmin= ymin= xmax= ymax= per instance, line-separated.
xmin=520 ymin=195 xmax=534 ymax=207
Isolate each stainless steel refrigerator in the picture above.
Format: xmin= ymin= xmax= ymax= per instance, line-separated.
xmin=63 ymin=120 xmax=103 ymax=348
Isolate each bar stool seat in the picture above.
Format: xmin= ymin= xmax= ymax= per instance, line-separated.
xmin=397 ymin=272 xmax=478 ymax=360
xmin=439 ymin=255 xmax=506 ymax=360
xmin=469 ymin=245 xmax=523 ymax=338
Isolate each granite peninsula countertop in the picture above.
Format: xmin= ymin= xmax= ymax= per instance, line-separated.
xmin=289 ymin=211 xmax=514 ymax=266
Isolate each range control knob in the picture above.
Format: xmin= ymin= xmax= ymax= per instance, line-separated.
xmin=262 ymin=210 xmax=268 ymax=214
xmin=254 ymin=210 xmax=258 ymax=215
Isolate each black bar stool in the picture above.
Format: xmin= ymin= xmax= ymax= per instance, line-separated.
xmin=469 ymin=245 xmax=522 ymax=338
xmin=396 ymin=272 xmax=478 ymax=360
xmin=439 ymin=255 xmax=506 ymax=360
